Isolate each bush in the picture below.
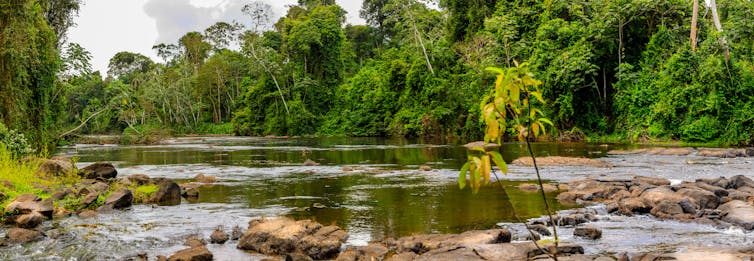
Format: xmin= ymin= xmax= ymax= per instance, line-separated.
xmin=0 ymin=123 xmax=34 ymax=158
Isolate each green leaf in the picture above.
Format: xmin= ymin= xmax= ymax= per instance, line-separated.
xmin=458 ymin=162 xmax=471 ymax=189
xmin=488 ymin=151 xmax=507 ymax=174
xmin=485 ymin=67 xmax=505 ymax=75
xmin=539 ymin=118 xmax=554 ymax=126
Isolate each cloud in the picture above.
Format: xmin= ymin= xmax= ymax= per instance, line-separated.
xmin=144 ymin=0 xmax=364 ymax=45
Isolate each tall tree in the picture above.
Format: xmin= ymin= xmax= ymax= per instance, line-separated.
xmin=41 ymin=0 xmax=81 ymax=49
xmin=179 ymin=32 xmax=211 ymax=73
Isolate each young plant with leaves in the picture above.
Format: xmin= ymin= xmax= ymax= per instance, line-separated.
xmin=459 ymin=61 xmax=560 ymax=259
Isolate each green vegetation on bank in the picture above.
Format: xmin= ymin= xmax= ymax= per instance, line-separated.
xmin=1 ymin=0 xmax=753 ymax=147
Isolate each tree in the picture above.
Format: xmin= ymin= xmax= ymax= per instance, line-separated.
xmin=107 ymin=52 xmax=154 ymax=83
xmin=440 ymin=0 xmax=497 ymax=43
xmin=41 ymin=0 xmax=81 ymax=49
xmin=203 ymin=21 xmax=243 ymax=51
xmin=179 ymin=32 xmax=211 ymax=73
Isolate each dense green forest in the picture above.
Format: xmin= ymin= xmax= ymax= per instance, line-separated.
xmin=1 ymin=0 xmax=753 ymax=149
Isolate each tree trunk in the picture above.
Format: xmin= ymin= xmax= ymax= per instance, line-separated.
xmin=709 ymin=0 xmax=730 ymax=61
xmin=690 ymin=0 xmax=699 ymax=51
xmin=404 ymin=2 xmax=434 ymax=75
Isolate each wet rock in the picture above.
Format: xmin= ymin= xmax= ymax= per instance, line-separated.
xmin=150 ymin=178 xmax=181 ymax=206
xmin=210 ymin=228 xmax=229 ymax=244
xmin=15 ymin=212 xmax=45 ymax=228
xmin=746 ymin=148 xmax=754 ymax=157
xmin=618 ymin=197 xmax=651 ymax=215
xmin=388 ymin=229 xmax=511 ymax=254
xmin=237 ymin=218 xmax=349 ymax=260
xmin=285 ymin=253 xmax=314 ymax=261
xmin=512 ymin=156 xmax=612 ymax=168
xmin=36 ymin=158 xmax=75 ymax=176
xmin=573 ymin=227 xmax=602 ymax=240
xmin=231 ymin=226 xmax=243 ymax=240
xmin=469 ymin=242 xmax=584 ymax=260
xmin=693 ymin=181 xmax=729 ymax=198
xmin=341 ymin=167 xmax=354 ymax=172
xmin=182 ymin=187 xmax=199 ymax=198
xmin=529 ymin=224 xmax=551 ymax=236
xmin=650 ymin=201 xmax=684 ymax=218
xmin=519 ymin=183 xmax=539 ymax=192
xmin=104 ymin=188 xmax=133 ymax=209
xmin=194 ymin=174 xmax=217 ymax=183
xmin=80 ymin=162 xmax=118 ymax=180
xmin=554 ymin=214 xmax=593 ymax=227
xmin=697 ymin=148 xmax=747 ymax=158
xmin=678 ymin=199 xmax=698 ymax=215
xmin=718 ymin=200 xmax=754 ymax=230
xmin=185 ymin=235 xmax=207 ymax=247
xmin=697 ymin=177 xmax=731 ymax=190
xmin=729 ymin=175 xmax=754 ymax=189
xmin=336 ymin=243 xmax=389 ymax=261
xmin=78 ymin=210 xmax=98 ymax=219
xmin=676 ymin=187 xmax=718 ymax=209
xmin=419 ymin=165 xmax=432 ymax=171
xmin=633 ymin=176 xmax=671 ymax=186
xmin=312 ymin=203 xmax=326 ymax=209
xmin=303 ymin=159 xmax=320 ymax=166
xmin=5 ymin=228 xmax=44 ymax=244
xmin=157 ymin=256 xmax=167 ymax=261
xmin=127 ymin=174 xmax=152 ymax=185
xmin=167 ymin=246 xmax=213 ymax=261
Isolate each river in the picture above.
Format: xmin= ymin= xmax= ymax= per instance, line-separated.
xmin=1 ymin=137 xmax=752 ymax=259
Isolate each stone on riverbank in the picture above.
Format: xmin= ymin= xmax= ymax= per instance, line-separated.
xmin=14 ymin=212 xmax=46 ymax=229
xmin=512 ymin=156 xmax=613 ymax=168
xmin=80 ymin=162 xmax=118 ymax=180
xmin=4 ymin=228 xmax=44 ymax=244
xmin=36 ymin=157 xmax=75 ymax=176
xmin=151 ymin=178 xmax=181 ymax=206
xmin=103 ymin=188 xmax=133 ymax=209
xmin=167 ymin=246 xmax=213 ymax=261
xmin=237 ymin=218 xmax=348 ymax=260
xmin=5 ymin=194 xmax=53 ymax=219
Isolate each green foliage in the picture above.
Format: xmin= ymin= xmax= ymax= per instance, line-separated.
xmin=133 ymin=184 xmax=159 ymax=203
xmin=459 ymin=63 xmax=552 ymax=193
xmin=0 ymin=123 xmax=34 ymax=158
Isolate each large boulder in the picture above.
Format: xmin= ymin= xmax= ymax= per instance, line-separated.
xmin=640 ymin=186 xmax=683 ymax=208
xmin=676 ymin=187 xmax=719 ymax=209
xmin=237 ymin=218 xmax=349 ymax=260
xmin=729 ymin=175 xmax=754 ymax=190
xmin=36 ymin=157 xmax=75 ymax=176
xmin=718 ymin=200 xmax=754 ymax=230
xmin=103 ymin=188 xmax=133 ymax=209
xmin=14 ymin=212 xmax=46 ymax=229
xmin=167 ymin=246 xmax=213 ymax=261
xmin=80 ymin=162 xmax=118 ymax=180
xmin=150 ymin=178 xmax=181 ymax=206
xmin=4 ymin=228 xmax=45 ymax=244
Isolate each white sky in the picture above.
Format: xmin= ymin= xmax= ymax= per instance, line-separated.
xmin=68 ymin=0 xmax=365 ymax=75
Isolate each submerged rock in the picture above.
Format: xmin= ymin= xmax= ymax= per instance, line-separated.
xmin=194 ymin=174 xmax=217 ymax=183
xmin=237 ymin=218 xmax=348 ymax=260
xmin=80 ymin=162 xmax=118 ymax=180
xmin=303 ymin=159 xmax=320 ymax=166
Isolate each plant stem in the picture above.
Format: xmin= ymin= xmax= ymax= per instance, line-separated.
xmin=525 ymin=139 xmax=559 ymax=260
xmin=492 ymin=170 xmax=557 ymax=260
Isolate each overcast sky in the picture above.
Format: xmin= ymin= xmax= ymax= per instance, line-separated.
xmin=68 ymin=0 xmax=365 ymax=75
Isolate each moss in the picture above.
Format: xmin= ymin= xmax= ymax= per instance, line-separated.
xmin=132 ymin=184 xmax=159 ymax=203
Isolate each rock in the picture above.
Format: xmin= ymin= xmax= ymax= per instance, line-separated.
xmin=694 ymin=181 xmax=729 ymax=198
xmin=80 ymin=162 xmax=118 ymax=180
xmin=419 ymin=165 xmax=432 ymax=171
xmin=167 ymin=246 xmax=213 ymax=261
xmin=679 ymin=199 xmax=698 ymax=215
xmin=746 ymin=148 xmax=754 ymax=157
xmin=237 ymin=218 xmax=349 ymax=259
xmin=78 ymin=210 xmax=98 ymax=219
xmin=633 ymin=176 xmax=671 ymax=186
xmin=718 ymin=200 xmax=754 ymax=230
xmin=104 ymin=188 xmax=133 ymax=209
xmin=573 ymin=226 xmax=602 ymax=240
xmin=512 ymin=156 xmax=612 ymax=168
xmin=210 ymin=228 xmax=229 ymax=244
xmin=5 ymin=228 xmax=44 ymax=244
xmin=182 ymin=187 xmax=199 ymax=198
xmin=529 ymin=224 xmax=551 ymax=236
xmin=50 ymin=188 xmax=72 ymax=200
xmin=312 ymin=203 xmax=326 ymax=209
xmin=78 ymin=182 xmax=110 ymax=196
xmin=698 ymin=177 xmax=731 ymax=190
xmin=334 ymin=243 xmax=389 ymax=261
xmin=303 ymin=159 xmax=319 ymax=166
xmin=729 ymin=175 xmax=754 ymax=189
xmin=151 ymin=178 xmax=181 ymax=206
xmin=640 ymin=186 xmax=683 ymax=208
xmin=388 ymin=229 xmax=511 ymax=254
xmin=15 ymin=212 xmax=45 ymax=228
xmin=285 ymin=253 xmax=314 ymax=261
xmin=519 ymin=183 xmax=539 ymax=191
xmin=36 ymin=158 xmax=75 ymax=176
xmin=5 ymin=194 xmax=53 ymax=218
xmin=697 ymin=148 xmax=747 ymax=158
xmin=81 ymin=192 xmax=100 ymax=206
xmin=619 ymin=198 xmax=651 ymax=215
xmin=194 ymin=174 xmax=217 ymax=183
xmin=385 ymin=252 xmax=417 ymax=261
xmin=185 ymin=236 xmax=207 ymax=247
xmin=127 ymin=174 xmax=152 ymax=185
xmin=676 ymin=187 xmax=718 ymax=209
xmin=650 ymin=201 xmax=684 ymax=218
xmin=231 ymin=226 xmax=243 ymax=240
xmin=341 ymin=167 xmax=354 ymax=172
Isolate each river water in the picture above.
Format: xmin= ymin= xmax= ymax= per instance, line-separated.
xmin=1 ymin=137 xmax=753 ymax=260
